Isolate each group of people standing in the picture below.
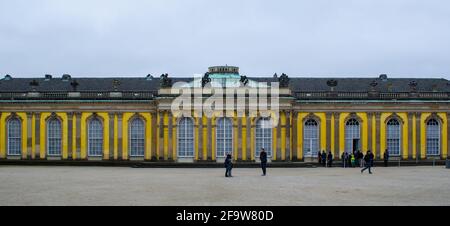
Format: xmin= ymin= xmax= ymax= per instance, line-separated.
xmin=318 ymin=151 xmax=333 ymax=167
xmin=341 ymin=150 xmax=365 ymax=168
xmin=319 ymin=149 xmax=376 ymax=174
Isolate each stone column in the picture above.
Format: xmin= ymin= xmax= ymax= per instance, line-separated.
xmin=292 ymin=112 xmax=298 ymax=161
xmin=108 ymin=112 xmax=115 ymax=161
xmin=207 ymin=117 xmax=212 ymax=160
xmin=117 ymin=112 xmax=123 ymax=161
xmin=247 ymin=117 xmax=252 ymax=161
xmin=26 ymin=112 xmax=33 ymax=160
xmin=237 ymin=117 xmax=243 ymax=161
xmin=375 ymin=112 xmax=381 ymax=159
xmin=67 ymin=112 xmax=73 ymax=160
xmin=285 ymin=111 xmax=291 ymax=161
xmin=75 ymin=112 xmax=82 ymax=160
xmin=197 ymin=115 xmax=202 ymax=161
xmin=326 ymin=112 xmax=332 ymax=154
xmin=408 ymin=112 xmax=414 ymax=160
xmin=159 ymin=111 xmax=164 ymax=160
xmin=333 ymin=112 xmax=340 ymax=158
xmin=168 ymin=112 xmax=173 ymax=160
xmin=276 ymin=114 xmax=282 ymax=160
xmin=35 ymin=113 xmax=41 ymax=159
xmin=415 ymin=112 xmax=421 ymax=160
xmin=151 ymin=112 xmax=158 ymax=160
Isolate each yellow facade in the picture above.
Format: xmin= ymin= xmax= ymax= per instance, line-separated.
xmin=0 ymin=111 xmax=448 ymax=162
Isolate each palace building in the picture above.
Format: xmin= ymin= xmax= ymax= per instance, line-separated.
xmin=0 ymin=66 xmax=449 ymax=162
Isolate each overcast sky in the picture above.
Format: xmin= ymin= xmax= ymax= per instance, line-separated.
xmin=0 ymin=0 xmax=449 ymax=79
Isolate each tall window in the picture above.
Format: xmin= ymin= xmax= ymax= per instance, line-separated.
xmin=426 ymin=119 xmax=440 ymax=156
xmin=386 ymin=119 xmax=401 ymax=156
xmin=255 ymin=118 xmax=272 ymax=157
xmin=303 ymin=119 xmax=319 ymax=157
xmin=216 ymin=117 xmax=233 ymax=157
xmin=7 ymin=118 xmax=21 ymax=155
xmin=345 ymin=118 xmax=360 ymax=153
xmin=47 ymin=118 xmax=62 ymax=156
xmin=129 ymin=118 xmax=145 ymax=157
xmin=178 ymin=117 xmax=194 ymax=157
xmin=88 ymin=118 xmax=103 ymax=157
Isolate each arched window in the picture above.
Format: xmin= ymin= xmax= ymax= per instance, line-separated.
xmin=426 ymin=119 xmax=440 ymax=156
xmin=216 ymin=117 xmax=233 ymax=158
xmin=386 ymin=119 xmax=401 ymax=156
xmin=129 ymin=117 xmax=145 ymax=157
xmin=178 ymin=117 xmax=194 ymax=157
xmin=345 ymin=118 xmax=360 ymax=153
xmin=88 ymin=118 xmax=103 ymax=157
xmin=303 ymin=119 xmax=319 ymax=157
xmin=47 ymin=118 xmax=62 ymax=156
xmin=255 ymin=118 xmax=272 ymax=157
xmin=7 ymin=118 xmax=21 ymax=155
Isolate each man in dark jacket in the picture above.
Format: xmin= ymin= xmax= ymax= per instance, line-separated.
xmin=361 ymin=150 xmax=374 ymax=174
xmin=260 ymin=148 xmax=268 ymax=176
xmin=224 ymin=154 xmax=233 ymax=177
xmin=321 ymin=151 xmax=327 ymax=167
xmin=384 ymin=149 xmax=389 ymax=167
xmin=327 ymin=151 xmax=333 ymax=167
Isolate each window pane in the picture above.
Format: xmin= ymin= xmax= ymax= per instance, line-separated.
xmin=7 ymin=118 xmax=22 ymax=155
xmin=216 ymin=118 xmax=233 ymax=157
xmin=47 ymin=119 xmax=62 ymax=156
xmin=88 ymin=118 xmax=103 ymax=156
xmin=426 ymin=119 xmax=440 ymax=156
xmin=345 ymin=118 xmax=360 ymax=153
xmin=256 ymin=118 xmax=272 ymax=157
xmin=386 ymin=119 xmax=401 ymax=156
xmin=178 ymin=118 xmax=194 ymax=157
xmin=303 ymin=119 xmax=319 ymax=157
xmin=129 ymin=118 xmax=145 ymax=157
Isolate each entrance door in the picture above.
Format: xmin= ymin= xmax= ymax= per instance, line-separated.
xmin=352 ymin=139 xmax=360 ymax=153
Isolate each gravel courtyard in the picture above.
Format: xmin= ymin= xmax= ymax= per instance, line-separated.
xmin=0 ymin=166 xmax=449 ymax=206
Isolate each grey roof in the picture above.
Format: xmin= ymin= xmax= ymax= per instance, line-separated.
xmin=289 ymin=77 xmax=450 ymax=93
xmin=0 ymin=75 xmax=448 ymax=101
xmin=0 ymin=77 xmax=160 ymax=92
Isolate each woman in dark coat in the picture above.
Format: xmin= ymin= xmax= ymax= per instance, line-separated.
xmin=224 ymin=154 xmax=233 ymax=177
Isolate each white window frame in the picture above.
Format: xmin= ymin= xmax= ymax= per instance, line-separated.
xmin=345 ymin=118 xmax=360 ymax=153
xmin=386 ymin=118 xmax=401 ymax=156
xmin=47 ymin=118 xmax=62 ymax=156
xmin=177 ymin=117 xmax=194 ymax=158
xmin=216 ymin=117 xmax=233 ymax=158
xmin=426 ymin=119 xmax=441 ymax=156
xmin=303 ymin=119 xmax=319 ymax=158
xmin=7 ymin=118 xmax=22 ymax=156
xmin=129 ymin=117 xmax=145 ymax=157
xmin=255 ymin=118 xmax=272 ymax=158
xmin=88 ymin=118 xmax=103 ymax=157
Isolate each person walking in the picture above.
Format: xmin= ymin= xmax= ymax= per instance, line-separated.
xmin=318 ymin=151 xmax=322 ymax=164
xmin=361 ymin=150 xmax=374 ymax=174
xmin=384 ymin=149 xmax=389 ymax=167
xmin=224 ymin=153 xmax=233 ymax=177
xmin=358 ymin=150 xmax=364 ymax=167
xmin=260 ymin=148 xmax=268 ymax=176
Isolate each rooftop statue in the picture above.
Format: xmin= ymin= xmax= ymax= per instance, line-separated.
xmin=160 ymin=73 xmax=172 ymax=88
